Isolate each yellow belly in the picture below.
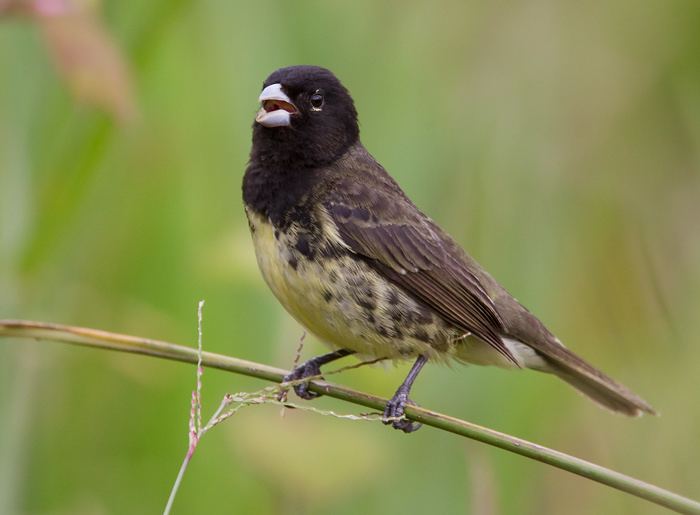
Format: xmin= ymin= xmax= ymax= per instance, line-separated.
xmin=245 ymin=209 xmax=464 ymax=361
xmin=245 ymin=208 xmax=528 ymax=369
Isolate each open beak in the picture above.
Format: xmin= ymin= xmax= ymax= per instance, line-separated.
xmin=255 ymin=83 xmax=297 ymax=127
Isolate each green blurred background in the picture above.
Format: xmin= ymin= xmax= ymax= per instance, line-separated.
xmin=1 ymin=1 xmax=699 ymax=513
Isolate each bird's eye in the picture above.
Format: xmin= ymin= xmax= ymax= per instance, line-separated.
xmin=310 ymin=90 xmax=324 ymax=111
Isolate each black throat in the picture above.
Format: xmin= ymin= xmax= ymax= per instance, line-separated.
xmin=242 ymin=160 xmax=322 ymax=230
xmin=243 ymin=124 xmax=357 ymax=229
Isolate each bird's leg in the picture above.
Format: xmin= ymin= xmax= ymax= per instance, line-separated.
xmin=280 ymin=349 xmax=355 ymax=401
xmin=383 ymin=354 xmax=428 ymax=433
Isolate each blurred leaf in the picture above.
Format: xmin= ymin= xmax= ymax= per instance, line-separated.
xmin=16 ymin=0 xmax=192 ymax=273
xmin=33 ymin=0 xmax=137 ymax=122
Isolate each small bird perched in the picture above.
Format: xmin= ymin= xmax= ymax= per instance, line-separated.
xmin=243 ymin=65 xmax=655 ymax=432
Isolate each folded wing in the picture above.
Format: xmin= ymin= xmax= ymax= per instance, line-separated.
xmin=323 ymin=178 xmax=518 ymax=365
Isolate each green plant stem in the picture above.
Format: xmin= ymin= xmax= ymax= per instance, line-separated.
xmin=163 ymin=450 xmax=191 ymax=515
xmin=1 ymin=319 xmax=698 ymax=514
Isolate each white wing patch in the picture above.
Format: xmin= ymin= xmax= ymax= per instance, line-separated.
xmin=502 ymin=338 xmax=549 ymax=371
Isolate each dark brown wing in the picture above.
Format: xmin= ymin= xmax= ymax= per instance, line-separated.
xmin=323 ymin=177 xmax=518 ymax=365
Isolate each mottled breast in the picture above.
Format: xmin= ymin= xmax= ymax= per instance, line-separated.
xmin=244 ymin=207 xmax=469 ymax=362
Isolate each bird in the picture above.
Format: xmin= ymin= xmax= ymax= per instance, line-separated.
xmin=242 ymin=65 xmax=656 ymax=433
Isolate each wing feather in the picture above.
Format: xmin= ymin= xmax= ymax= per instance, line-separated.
xmin=325 ymin=182 xmax=518 ymax=366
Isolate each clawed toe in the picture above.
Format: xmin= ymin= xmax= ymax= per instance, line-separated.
xmin=279 ymin=361 xmax=322 ymax=401
xmin=278 ymin=349 xmax=355 ymax=401
xmin=293 ymin=378 xmax=321 ymax=400
xmin=382 ymin=392 xmax=422 ymax=433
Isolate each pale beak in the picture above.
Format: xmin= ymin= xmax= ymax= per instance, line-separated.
xmin=255 ymin=83 xmax=297 ymax=127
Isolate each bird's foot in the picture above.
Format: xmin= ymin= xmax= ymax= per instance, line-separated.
xmin=278 ymin=360 xmax=323 ymax=401
xmin=382 ymin=390 xmax=422 ymax=433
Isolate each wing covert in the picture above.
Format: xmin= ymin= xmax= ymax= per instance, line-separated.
xmin=324 ymin=182 xmax=517 ymax=365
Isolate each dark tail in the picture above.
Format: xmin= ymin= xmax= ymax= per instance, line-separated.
xmin=493 ymin=292 xmax=656 ymax=416
xmin=543 ymin=346 xmax=656 ymax=417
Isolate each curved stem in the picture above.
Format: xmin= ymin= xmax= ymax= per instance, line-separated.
xmin=1 ymin=319 xmax=698 ymax=514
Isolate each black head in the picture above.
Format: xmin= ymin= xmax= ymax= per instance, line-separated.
xmin=251 ymin=65 xmax=359 ymax=169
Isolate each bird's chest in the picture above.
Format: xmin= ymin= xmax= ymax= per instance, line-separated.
xmin=245 ymin=208 xmax=336 ymax=334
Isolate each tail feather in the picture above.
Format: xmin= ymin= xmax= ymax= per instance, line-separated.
xmin=491 ymin=294 xmax=656 ymax=416
xmin=542 ymin=346 xmax=657 ymax=417
xmin=550 ymin=363 xmax=656 ymax=416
